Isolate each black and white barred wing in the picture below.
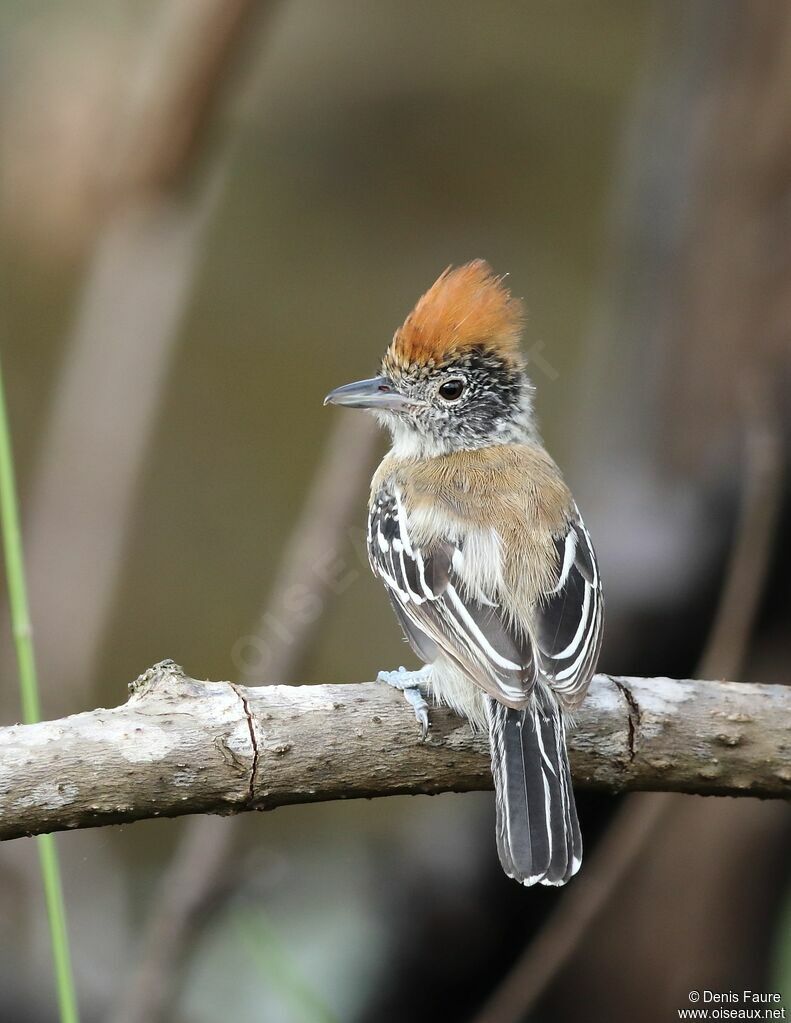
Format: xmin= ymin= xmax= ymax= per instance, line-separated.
xmin=368 ymin=488 xmax=534 ymax=707
xmin=533 ymin=514 xmax=603 ymax=706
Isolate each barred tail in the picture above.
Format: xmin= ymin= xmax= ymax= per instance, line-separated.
xmin=487 ymin=691 xmax=582 ymax=886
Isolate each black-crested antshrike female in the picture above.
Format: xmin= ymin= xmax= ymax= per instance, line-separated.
xmin=325 ymin=261 xmax=603 ymax=886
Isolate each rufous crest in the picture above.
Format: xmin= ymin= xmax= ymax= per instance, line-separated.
xmin=385 ymin=260 xmax=525 ymax=370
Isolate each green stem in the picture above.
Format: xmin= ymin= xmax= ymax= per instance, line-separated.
xmin=0 ymin=351 xmax=80 ymax=1023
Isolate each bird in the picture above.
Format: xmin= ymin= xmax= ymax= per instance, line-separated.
xmin=324 ymin=260 xmax=603 ymax=886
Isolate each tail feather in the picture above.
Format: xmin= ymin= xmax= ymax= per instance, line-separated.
xmin=488 ymin=691 xmax=581 ymax=886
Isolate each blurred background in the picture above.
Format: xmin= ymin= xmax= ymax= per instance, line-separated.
xmin=1 ymin=1 xmax=790 ymax=1021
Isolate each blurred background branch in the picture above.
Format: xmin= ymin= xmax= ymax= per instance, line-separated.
xmin=112 ymin=0 xmax=265 ymax=197
xmin=13 ymin=0 xmax=268 ymax=721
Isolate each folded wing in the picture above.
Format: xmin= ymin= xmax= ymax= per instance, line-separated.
xmin=368 ymin=488 xmax=602 ymax=709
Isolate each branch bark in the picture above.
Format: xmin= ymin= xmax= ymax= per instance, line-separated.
xmin=1 ymin=660 xmax=789 ymax=842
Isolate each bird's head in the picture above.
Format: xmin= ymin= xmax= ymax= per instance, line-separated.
xmin=324 ymin=260 xmax=537 ymax=457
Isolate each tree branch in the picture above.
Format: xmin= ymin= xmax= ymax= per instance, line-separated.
xmin=1 ymin=660 xmax=788 ymax=842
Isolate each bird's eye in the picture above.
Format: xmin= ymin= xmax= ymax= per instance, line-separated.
xmin=438 ymin=379 xmax=465 ymax=401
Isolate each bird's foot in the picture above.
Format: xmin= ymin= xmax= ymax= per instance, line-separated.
xmin=377 ymin=665 xmax=432 ymax=739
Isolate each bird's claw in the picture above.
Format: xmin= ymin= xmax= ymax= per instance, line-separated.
xmin=377 ymin=665 xmax=432 ymax=740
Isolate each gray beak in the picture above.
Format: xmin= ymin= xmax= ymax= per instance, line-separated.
xmin=323 ymin=375 xmax=417 ymax=411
